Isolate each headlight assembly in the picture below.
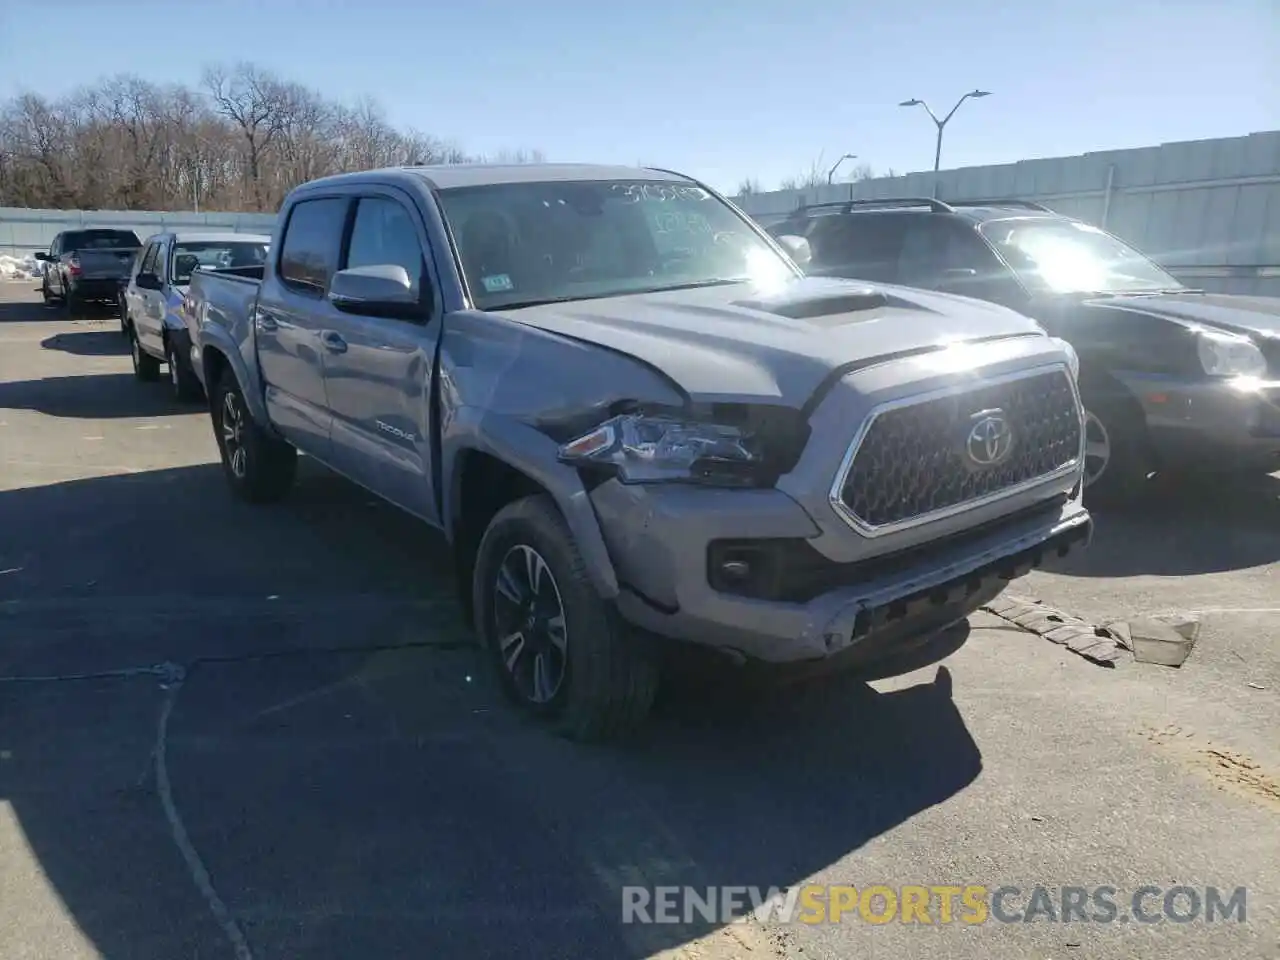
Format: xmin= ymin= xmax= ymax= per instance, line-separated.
xmin=558 ymin=414 xmax=762 ymax=484
xmin=1196 ymin=328 xmax=1266 ymax=378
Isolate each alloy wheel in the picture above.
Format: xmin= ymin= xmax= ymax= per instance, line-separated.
xmin=492 ymin=543 xmax=568 ymax=704
xmin=221 ymin=391 xmax=248 ymax=479
xmin=1082 ymin=410 xmax=1111 ymax=488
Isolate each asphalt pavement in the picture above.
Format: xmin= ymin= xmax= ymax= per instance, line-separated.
xmin=1 ymin=282 xmax=1277 ymax=960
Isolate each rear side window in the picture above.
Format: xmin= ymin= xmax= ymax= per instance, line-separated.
xmin=279 ymin=198 xmax=350 ymax=293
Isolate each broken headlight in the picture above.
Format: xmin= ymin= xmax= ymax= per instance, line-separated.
xmin=558 ymin=414 xmax=762 ymax=484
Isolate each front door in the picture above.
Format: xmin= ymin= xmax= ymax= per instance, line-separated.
xmin=321 ymin=192 xmax=441 ymax=522
xmin=254 ymin=196 xmax=351 ymax=459
xmin=135 ymin=240 xmax=170 ymax=356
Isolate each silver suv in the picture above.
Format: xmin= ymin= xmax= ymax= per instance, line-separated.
xmin=186 ymin=164 xmax=1093 ymax=741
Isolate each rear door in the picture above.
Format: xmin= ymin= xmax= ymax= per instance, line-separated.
xmin=254 ymin=196 xmax=351 ymax=459
xmin=321 ymin=190 xmax=441 ymax=521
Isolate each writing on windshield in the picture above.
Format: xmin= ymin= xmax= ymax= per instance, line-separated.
xmin=437 ymin=179 xmax=792 ymax=309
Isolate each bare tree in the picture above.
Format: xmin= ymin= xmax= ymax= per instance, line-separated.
xmin=0 ymin=62 xmax=543 ymax=212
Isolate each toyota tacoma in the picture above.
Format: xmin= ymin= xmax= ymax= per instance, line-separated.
xmin=184 ymin=163 xmax=1092 ymax=741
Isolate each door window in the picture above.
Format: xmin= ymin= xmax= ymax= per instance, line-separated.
xmin=278 ymin=197 xmax=350 ymax=294
xmin=344 ymin=196 xmax=428 ymax=300
xmin=139 ymin=243 xmax=160 ymax=277
xmin=806 ymin=213 xmax=909 ymax=283
xmin=898 ymin=218 xmax=1008 ymax=290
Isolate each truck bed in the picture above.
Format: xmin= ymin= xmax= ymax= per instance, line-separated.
xmin=186 ymin=268 xmax=263 ymax=390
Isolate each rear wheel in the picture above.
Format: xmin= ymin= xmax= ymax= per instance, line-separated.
xmin=473 ymin=494 xmax=658 ymax=742
xmin=41 ymin=277 xmax=56 ymax=305
xmin=166 ymin=337 xmax=202 ymax=402
xmin=211 ymin=370 xmax=297 ymax=503
xmin=118 ymin=292 xmax=130 ymax=334
xmin=129 ymin=325 xmax=161 ymax=382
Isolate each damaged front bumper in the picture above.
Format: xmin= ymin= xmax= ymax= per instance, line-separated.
xmin=592 ymin=480 xmax=1092 ymax=666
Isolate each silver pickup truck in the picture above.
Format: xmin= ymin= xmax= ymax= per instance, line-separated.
xmin=185 ymin=163 xmax=1092 ymax=741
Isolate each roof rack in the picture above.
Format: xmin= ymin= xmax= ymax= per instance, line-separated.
xmin=947 ymin=198 xmax=1052 ymax=212
xmin=790 ymin=197 xmax=955 ymax=217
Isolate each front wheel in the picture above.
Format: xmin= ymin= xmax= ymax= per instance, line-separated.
xmin=472 ymin=494 xmax=658 ymax=742
xmin=211 ymin=371 xmax=297 ymax=503
xmin=1080 ymin=394 xmax=1152 ymax=505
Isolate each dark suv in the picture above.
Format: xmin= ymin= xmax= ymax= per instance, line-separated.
xmin=767 ymin=198 xmax=1280 ymax=501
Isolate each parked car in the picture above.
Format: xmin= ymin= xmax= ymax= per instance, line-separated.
xmin=35 ymin=229 xmax=142 ymax=312
xmin=186 ymin=164 xmax=1092 ymax=741
xmin=122 ymin=231 xmax=270 ymax=401
xmin=765 ymin=198 xmax=1280 ymax=501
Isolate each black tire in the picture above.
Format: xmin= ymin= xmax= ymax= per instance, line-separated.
xmin=129 ymin=325 xmax=161 ymax=382
xmin=64 ymin=284 xmax=82 ymax=316
xmin=118 ymin=293 xmax=130 ymax=334
xmin=472 ymin=494 xmax=658 ymax=742
xmin=211 ymin=369 xmax=297 ymax=503
xmin=1079 ymin=379 xmax=1153 ymax=506
xmin=41 ymin=277 xmax=56 ymax=305
xmin=166 ymin=337 xmax=203 ymax=402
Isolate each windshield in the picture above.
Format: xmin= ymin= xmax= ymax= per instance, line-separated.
xmin=979 ymin=218 xmax=1182 ymax=294
xmin=171 ymin=241 xmax=269 ymax=285
xmin=436 ymin=179 xmax=795 ymax=309
xmin=65 ymin=230 xmax=140 ymax=250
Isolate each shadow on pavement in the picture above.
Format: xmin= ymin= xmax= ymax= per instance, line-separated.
xmin=1050 ymin=471 xmax=1280 ymax=577
xmin=0 ymin=372 xmax=193 ymax=419
xmin=0 ymin=461 xmax=981 ymax=959
xmin=0 ymin=295 xmax=56 ymax=323
xmin=40 ymin=329 xmax=128 ymax=357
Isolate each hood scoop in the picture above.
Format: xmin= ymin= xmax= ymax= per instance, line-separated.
xmin=735 ymin=289 xmax=890 ymax=321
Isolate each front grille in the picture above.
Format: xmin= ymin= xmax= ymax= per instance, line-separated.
xmin=837 ymin=368 xmax=1081 ymax=531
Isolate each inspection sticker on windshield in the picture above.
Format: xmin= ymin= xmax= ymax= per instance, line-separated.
xmin=482 ymin=274 xmax=513 ymax=293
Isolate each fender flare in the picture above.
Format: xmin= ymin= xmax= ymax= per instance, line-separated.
xmin=442 ymin=406 xmax=619 ymax=599
xmin=199 ymin=325 xmax=271 ymax=429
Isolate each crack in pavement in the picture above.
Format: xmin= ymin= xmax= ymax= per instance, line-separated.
xmin=1 ymin=638 xmax=474 ymax=960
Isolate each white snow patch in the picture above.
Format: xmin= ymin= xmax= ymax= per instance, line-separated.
xmin=0 ymin=253 xmax=41 ymax=281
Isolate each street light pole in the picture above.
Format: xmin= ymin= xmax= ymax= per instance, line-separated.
xmin=899 ymin=90 xmax=991 ymax=172
xmin=827 ymin=153 xmax=858 ymax=184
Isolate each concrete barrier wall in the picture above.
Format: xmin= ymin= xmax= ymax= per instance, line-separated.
xmin=733 ymin=130 xmax=1280 ymax=297
xmin=6 ymin=131 xmax=1280 ymax=296
xmin=0 ymin=207 xmax=278 ymax=257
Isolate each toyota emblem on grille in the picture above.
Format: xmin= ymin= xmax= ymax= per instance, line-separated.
xmin=965 ymin=409 xmax=1014 ymax=467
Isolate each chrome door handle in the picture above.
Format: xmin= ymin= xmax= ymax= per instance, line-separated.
xmin=321 ymin=331 xmax=347 ymax=353
xmin=256 ymin=313 xmax=279 ymax=333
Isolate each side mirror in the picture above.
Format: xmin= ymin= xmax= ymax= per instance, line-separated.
xmin=775 ymin=234 xmax=812 ymax=269
xmin=33 ymin=252 xmax=50 ymax=262
xmin=328 ymin=264 xmax=422 ymax=319
xmin=135 ymin=272 xmax=162 ymax=291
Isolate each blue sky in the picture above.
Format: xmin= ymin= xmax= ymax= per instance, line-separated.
xmin=1 ymin=0 xmax=1276 ymax=192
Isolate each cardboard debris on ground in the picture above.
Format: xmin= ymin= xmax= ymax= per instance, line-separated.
xmin=981 ymin=595 xmax=1201 ymax=669
xmin=1123 ymin=617 xmax=1199 ymax=667
xmin=981 ymin=594 xmax=1127 ymax=666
